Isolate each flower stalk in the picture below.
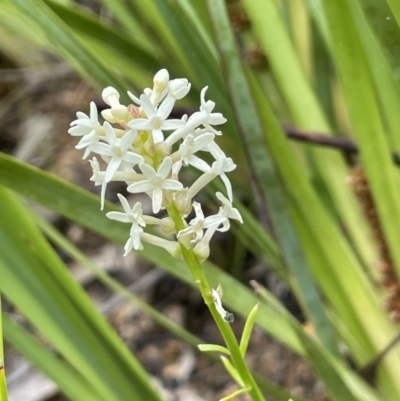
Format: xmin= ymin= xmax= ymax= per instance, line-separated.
xmin=167 ymin=202 xmax=266 ymax=401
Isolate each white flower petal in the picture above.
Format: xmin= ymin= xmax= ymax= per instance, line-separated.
xmin=127 ymin=91 xmax=141 ymax=105
xmin=104 ymin=122 xmax=117 ymax=144
xmin=161 ymin=179 xmax=184 ymax=191
xmin=128 ymin=118 xmax=152 ymax=130
xmin=157 ymin=157 xmax=173 ymax=180
xmin=116 ymin=193 xmax=132 ymax=215
xmin=152 ymin=129 xmax=164 ymax=144
xmin=152 ymin=187 xmax=163 ymax=213
xmin=127 ymin=180 xmax=155 ymax=193
xmin=139 ymin=163 xmax=157 ymax=180
xmin=140 ymin=94 xmax=157 ymax=118
xmin=106 ymin=211 xmax=131 ymax=223
xmin=105 ymin=157 xmax=122 ymax=182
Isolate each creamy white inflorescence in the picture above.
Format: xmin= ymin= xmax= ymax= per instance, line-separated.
xmin=68 ymin=69 xmax=242 ymax=260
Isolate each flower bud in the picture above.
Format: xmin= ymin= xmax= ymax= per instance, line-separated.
xmin=153 ymin=69 xmax=170 ymax=93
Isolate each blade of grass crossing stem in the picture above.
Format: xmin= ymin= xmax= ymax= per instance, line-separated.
xmin=241 ymin=0 xmax=378 ymax=270
xmin=250 ymin=75 xmax=400 ymax=399
xmin=0 ymin=152 xmax=304 ymax=355
xmin=3 ymin=315 xmax=103 ymax=401
xmin=12 ymin=0 xmax=127 ymax=97
xmin=206 ymin=0 xmax=340 ymax=356
xmin=0 ymin=298 xmax=8 ymax=401
xmin=0 ymin=186 xmax=163 ymax=401
xmin=321 ymin=0 xmax=400 ymax=280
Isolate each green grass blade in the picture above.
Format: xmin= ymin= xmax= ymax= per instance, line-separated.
xmin=206 ymin=0 xmax=339 ymax=356
xmin=385 ymin=0 xmax=400 ymax=29
xmin=242 ymin=0 xmax=378 ymax=270
xmin=251 ymin=75 xmax=400 ymax=398
xmin=12 ymin=0 xmax=126 ymax=94
xmin=43 ymin=0 xmax=161 ymax=72
xmin=3 ymin=315 xmax=103 ymax=401
xmin=0 ymin=186 xmax=162 ymax=401
xmin=321 ymin=0 xmax=400 ymax=281
xmin=0 ymin=298 xmax=8 ymax=401
xmin=252 ymin=282 xmax=383 ymax=401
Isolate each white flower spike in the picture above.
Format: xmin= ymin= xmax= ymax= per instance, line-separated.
xmin=69 ymin=69 xmax=240 ymax=258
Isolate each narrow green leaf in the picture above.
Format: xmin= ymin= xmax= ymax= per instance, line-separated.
xmin=322 ymin=0 xmax=400 ymax=288
xmin=43 ymin=0 xmax=161 ymax=72
xmin=242 ymin=0 xmax=379 ymax=271
xmin=239 ymin=303 xmax=259 ymax=357
xmin=252 ymin=281 xmax=383 ymax=401
xmin=12 ymin=0 xmax=126 ymax=94
xmin=198 ymin=344 xmax=230 ymax=355
xmin=385 ymin=0 xmax=400 ymax=31
xmin=220 ymin=387 xmax=250 ymax=401
xmin=220 ymin=356 xmax=244 ymax=387
xmin=0 ymin=298 xmax=8 ymax=401
xmin=206 ymin=0 xmax=339 ymax=356
xmin=3 ymin=315 xmax=102 ymax=401
xmin=0 ymin=186 xmax=162 ymax=401
xmin=250 ymin=74 xmax=400 ymax=399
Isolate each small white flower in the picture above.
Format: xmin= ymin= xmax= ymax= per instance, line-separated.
xmin=106 ymin=194 xmax=146 ymax=254
xmin=90 ymin=122 xmax=143 ymax=182
xmin=178 ymin=202 xmax=227 ymax=246
xmin=101 ymin=87 xmax=128 ymax=121
xmin=89 ymin=157 xmax=103 ymax=186
xmin=211 ymin=158 xmax=236 ymax=201
xmin=68 ymin=102 xmax=101 ymax=158
xmin=141 ymin=69 xmax=171 ymax=107
xmin=127 ymin=156 xmax=184 ymax=213
xmin=179 ymin=132 xmax=214 ymax=172
xmin=90 ymin=122 xmax=144 ymax=209
xmin=199 ymin=87 xmax=227 ymax=135
xmin=214 ymin=192 xmax=243 ymax=232
xmin=168 ymin=78 xmax=191 ymax=100
xmin=128 ymin=94 xmax=184 ymax=143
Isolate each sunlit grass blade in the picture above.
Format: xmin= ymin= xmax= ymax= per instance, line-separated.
xmin=34 ymin=210 xmax=203 ymax=350
xmin=0 ymin=186 xmax=163 ymax=401
xmin=385 ymin=0 xmax=400 ymax=29
xmin=251 ymin=75 xmax=400 ymax=398
xmin=239 ymin=303 xmax=259 ymax=357
xmin=12 ymin=0 xmax=126 ymax=94
xmin=0 ymin=298 xmax=8 ymax=401
xmin=321 ymin=0 xmax=400 ymax=283
xmin=43 ymin=0 xmax=161 ymax=71
xmin=242 ymin=0 xmax=379 ymax=270
xmin=206 ymin=0 xmax=339 ymax=356
xmin=3 ymin=315 xmax=103 ymax=401
xmin=251 ymin=281 xmax=383 ymax=401
xmin=198 ymin=344 xmax=230 ymax=355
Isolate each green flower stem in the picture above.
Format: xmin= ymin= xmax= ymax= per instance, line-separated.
xmin=167 ymin=203 xmax=266 ymax=401
xmin=0 ymin=297 xmax=9 ymax=401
